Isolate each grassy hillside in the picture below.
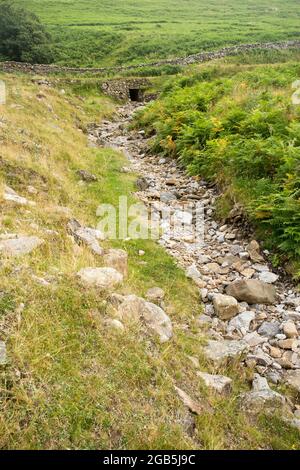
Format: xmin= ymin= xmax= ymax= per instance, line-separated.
xmin=0 ymin=73 xmax=299 ymax=449
xmin=14 ymin=0 xmax=300 ymax=66
xmin=134 ymin=59 xmax=300 ymax=275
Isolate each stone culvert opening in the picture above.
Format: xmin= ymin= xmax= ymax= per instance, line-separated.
xmin=129 ymin=88 xmax=142 ymax=102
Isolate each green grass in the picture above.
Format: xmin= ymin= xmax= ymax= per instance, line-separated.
xmin=13 ymin=0 xmax=300 ymax=66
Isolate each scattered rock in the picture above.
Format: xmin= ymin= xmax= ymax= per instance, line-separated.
xmin=146 ymin=287 xmax=165 ymax=302
xmin=104 ymin=318 xmax=125 ymax=332
xmin=278 ymin=339 xmax=298 ymax=350
xmin=197 ymin=371 xmax=232 ymax=395
xmin=228 ymin=311 xmax=255 ymax=334
xmin=67 ymin=219 xmax=104 ymax=255
xmin=226 ymin=279 xmax=277 ymax=304
xmin=76 ymin=169 xmax=98 ymax=182
xmin=142 ymin=301 xmax=173 ymax=343
xmin=174 ymin=385 xmax=206 ymax=415
xmin=77 ymin=267 xmax=123 ymax=290
xmin=203 ymin=339 xmax=248 ymax=363
xmin=247 ymin=240 xmax=264 ymax=263
xmin=212 ymin=294 xmax=239 ymax=320
xmin=103 ymin=249 xmax=128 ymax=277
xmin=258 ymin=271 xmax=279 ymax=284
xmin=240 ymin=374 xmax=286 ymax=415
xmin=243 ymin=331 xmax=267 ymax=347
xmin=284 ymin=370 xmax=300 ymax=392
xmin=258 ymin=321 xmax=281 ymax=338
xmin=116 ymin=295 xmax=173 ymax=342
xmin=0 ymin=341 xmax=6 ymax=365
xmin=160 ymin=192 xmax=177 ymax=203
xmin=136 ymin=176 xmax=150 ymax=191
xmin=0 ymin=236 xmax=43 ymax=257
xmin=283 ymin=321 xmax=298 ymax=339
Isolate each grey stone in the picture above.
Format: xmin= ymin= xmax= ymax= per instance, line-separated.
xmin=240 ymin=388 xmax=285 ymax=415
xmin=116 ymin=295 xmax=173 ymax=343
xmin=77 ymin=267 xmax=123 ymax=290
xmin=243 ymin=331 xmax=267 ymax=347
xmin=0 ymin=236 xmax=43 ymax=257
xmin=67 ymin=219 xmax=104 ymax=255
xmin=284 ymin=370 xmax=300 ymax=393
xmin=228 ymin=311 xmax=255 ymax=334
xmin=0 ymin=341 xmax=6 ymax=365
xmin=136 ymin=176 xmax=150 ymax=191
xmin=142 ymin=301 xmax=173 ymax=343
xmin=258 ymin=321 xmax=280 ymax=338
xmin=76 ymin=169 xmax=98 ymax=182
xmin=146 ymin=287 xmax=165 ymax=302
xmin=197 ymin=371 xmax=232 ymax=395
xmin=203 ymin=339 xmax=249 ymax=363
xmin=258 ymin=271 xmax=279 ymax=284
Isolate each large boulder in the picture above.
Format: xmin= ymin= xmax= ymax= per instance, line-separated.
xmin=67 ymin=219 xmax=104 ymax=255
xmin=103 ymin=249 xmax=128 ymax=277
xmin=203 ymin=339 xmax=249 ymax=364
xmin=77 ymin=267 xmax=123 ymax=290
xmin=0 ymin=236 xmax=43 ymax=257
xmin=213 ymin=294 xmax=239 ymax=320
xmin=226 ymin=279 xmax=277 ymax=304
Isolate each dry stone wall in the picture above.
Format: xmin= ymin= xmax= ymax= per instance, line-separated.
xmin=0 ymin=40 xmax=299 ymax=76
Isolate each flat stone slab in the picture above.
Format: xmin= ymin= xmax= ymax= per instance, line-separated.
xmin=0 ymin=236 xmax=43 ymax=257
xmin=203 ymin=339 xmax=249 ymax=363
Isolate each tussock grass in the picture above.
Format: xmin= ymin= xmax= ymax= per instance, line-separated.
xmin=0 ymin=72 xmax=299 ymax=449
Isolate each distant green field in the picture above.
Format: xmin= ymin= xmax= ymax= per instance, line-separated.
xmin=15 ymin=0 xmax=300 ymax=66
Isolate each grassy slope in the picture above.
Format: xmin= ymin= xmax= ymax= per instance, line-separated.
xmin=0 ymin=73 xmax=299 ymax=449
xmin=14 ymin=0 xmax=300 ymax=66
